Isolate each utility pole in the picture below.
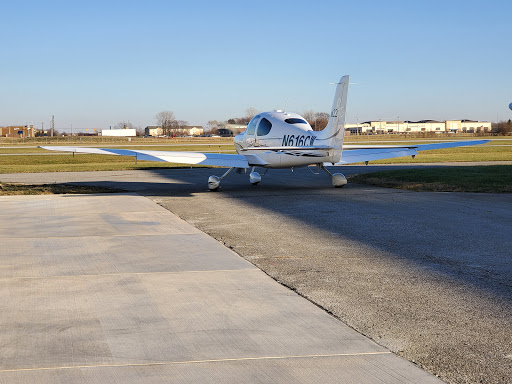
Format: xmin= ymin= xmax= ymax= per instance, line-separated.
xmin=51 ymin=115 xmax=55 ymax=137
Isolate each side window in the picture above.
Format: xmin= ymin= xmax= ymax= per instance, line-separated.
xmin=257 ymin=118 xmax=272 ymax=136
xmin=246 ymin=116 xmax=259 ymax=135
xmin=285 ymin=118 xmax=308 ymax=124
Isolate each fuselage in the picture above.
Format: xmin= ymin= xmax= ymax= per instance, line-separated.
xmin=233 ymin=110 xmax=337 ymax=168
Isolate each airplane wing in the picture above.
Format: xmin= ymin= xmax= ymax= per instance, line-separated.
xmin=40 ymin=146 xmax=252 ymax=168
xmin=42 ymin=139 xmax=489 ymax=168
xmin=332 ymin=140 xmax=489 ymax=165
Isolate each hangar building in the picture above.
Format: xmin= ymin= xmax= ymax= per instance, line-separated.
xmin=0 ymin=125 xmax=35 ymax=138
xmin=345 ymin=120 xmax=492 ymax=135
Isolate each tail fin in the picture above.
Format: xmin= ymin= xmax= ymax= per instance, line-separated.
xmin=316 ymin=75 xmax=349 ymax=162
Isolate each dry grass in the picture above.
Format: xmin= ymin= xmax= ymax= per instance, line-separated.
xmin=0 ymin=137 xmax=509 ymax=174
xmin=0 ymin=182 xmax=120 ymax=195
xmin=348 ymin=165 xmax=512 ymax=193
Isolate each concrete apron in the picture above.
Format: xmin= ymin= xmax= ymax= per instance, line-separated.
xmin=0 ymin=193 xmax=441 ymax=383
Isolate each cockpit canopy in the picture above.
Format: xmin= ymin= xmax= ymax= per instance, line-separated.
xmin=246 ymin=115 xmax=273 ymax=136
xmin=244 ymin=111 xmax=312 ymax=137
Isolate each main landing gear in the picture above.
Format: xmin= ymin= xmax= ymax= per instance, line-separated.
xmin=208 ymin=167 xmax=235 ymax=191
xmin=320 ymin=165 xmax=347 ymax=188
xmin=208 ymin=167 xmax=261 ymax=191
xmin=208 ymin=166 xmax=346 ymax=190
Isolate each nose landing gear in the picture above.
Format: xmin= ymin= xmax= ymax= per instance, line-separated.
xmin=249 ymin=167 xmax=261 ymax=185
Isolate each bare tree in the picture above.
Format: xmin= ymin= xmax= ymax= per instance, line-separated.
xmin=302 ymin=110 xmax=316 ymax=126
xmin=164 ymin=120 xmax=188 ymax=136
xmin=492 ymin=120 xmax=512 ymax=135
xmin=301 ymin=110 xmax=330 ymax=131
xmin=155 ymin=111 xmax=175 ymax=126
xmin=114 ymin=121 xmax=134 ymax=129
xmin=207 ymin=120 xmax=221 ymax=134
xmin=135 ymin=126 xmax=145 ymax=136
xmin=208 ymin=120 xmax=220 ymax=127
xmin=314 ymin=112 xmax=330 ymax=131
xmin=245 ymin=107 xmax=259 ymax=119
xmin=156 ymin=111 xmax=175 ymax=135
xmin=227 ymin=116 xmax=251 ymax=125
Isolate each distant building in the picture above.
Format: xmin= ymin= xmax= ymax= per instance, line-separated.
xmin=0 ymin=125 xmax=34 ymax=138
xmin=144 ymin=126 xmax=163 ymax=136
xmin=187 ymin=126 xmax=204 ymax=136
xmin=456 ymin=120 xmax=491 ymax=133
xmin=345 ymin=120 xmax=491 ymax=135
xmin=101 ymin=128 xmax=136 ymax=137
xmin=218 ymin=124 xmax=246 ymax=137
xmin=167 ymin=125 xmax=205 ymax=136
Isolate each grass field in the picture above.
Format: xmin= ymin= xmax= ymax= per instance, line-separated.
xmin=0 ymin=136 xmax=234 ymax=146
xmin=0 ymin=144 xmax=235 ymax=154
xmin=348 ymin=165 xmax=512 ymax=193
xmin=0 ymin=182 xmax=120 ymax=195
xmin=0 ymin=154 xmax=208 ymax=173
xmin=368 ymin=145 xmax=512 ymax=163
xmin=0 ymin=136 xmax=509 ymax=174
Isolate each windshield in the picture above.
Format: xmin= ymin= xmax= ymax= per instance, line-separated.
xmin=246 ymin=116 xmax=260 ymax=135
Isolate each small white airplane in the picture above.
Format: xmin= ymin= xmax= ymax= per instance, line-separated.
xmin=42 ymin=75 xmax=488 ymax=190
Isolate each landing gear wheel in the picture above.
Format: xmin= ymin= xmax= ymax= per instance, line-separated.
xmin=331 ymin=173 xmax=347 ymax=188
xmin=320 ymin=165 xmax=347 ymax=188
xmin=207 ymin=167 xmax=236 ymax=191
xmin=249 ymin=171 xmax=261 ymax=185
xmin=208 ymin=175 xmax=221 ymax=191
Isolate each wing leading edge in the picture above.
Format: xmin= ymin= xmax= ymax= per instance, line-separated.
xmin=42 ymin=139 xmax=489 ymax=168
xmin=333 ymin=140 xmax=489 ymax=165
xmin=40 ymin=146 xmax=251 ymax=168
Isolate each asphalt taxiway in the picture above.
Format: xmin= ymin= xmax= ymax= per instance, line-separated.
xmin=1 ymin=164 xmax=511 ymax=383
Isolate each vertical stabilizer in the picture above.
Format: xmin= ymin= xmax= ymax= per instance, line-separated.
xmin=316 ymin=75 xmax=349 ymax=162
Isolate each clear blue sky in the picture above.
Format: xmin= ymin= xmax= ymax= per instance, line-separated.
xmin=1 ymin=0 xmax=510 ymax=131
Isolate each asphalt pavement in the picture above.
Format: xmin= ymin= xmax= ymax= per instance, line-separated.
xmin=0 ymin=192 xmax=443 ymax=383
xmin=1 ymin=164 xmax=511 ymax=383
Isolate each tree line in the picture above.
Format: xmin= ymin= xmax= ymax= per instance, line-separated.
xmin=205 ymin=108 xmax=330 ymax=134
xmin=492 ymin=120 xmax=512 ymax=135
xmin=47 ymin=115 xmax=511 ymax=137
